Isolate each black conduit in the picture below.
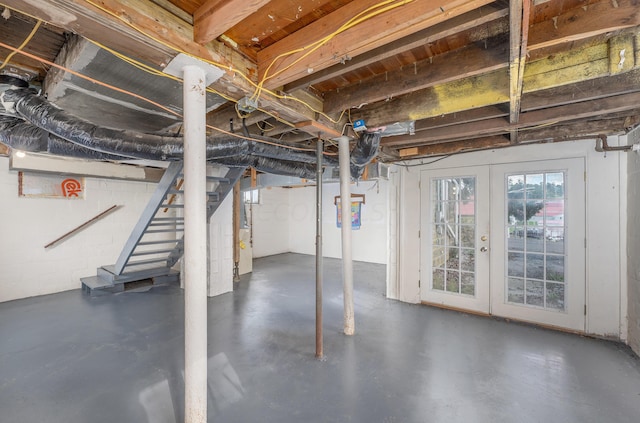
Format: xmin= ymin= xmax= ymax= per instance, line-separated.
xmin=1 ymin=89 xmax=381 ymax=179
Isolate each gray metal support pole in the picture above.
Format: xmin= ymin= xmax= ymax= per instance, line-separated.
xmin=315 ymin=138 xmax=324 ymax=358
xmin=338 ymin=136 xmax=355 ymax=335
xmin=183 ymin=65 xmax=207 ymax=423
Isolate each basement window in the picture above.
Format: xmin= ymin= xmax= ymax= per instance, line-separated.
xmin=243 ymin=189 xmax=260 ymax=204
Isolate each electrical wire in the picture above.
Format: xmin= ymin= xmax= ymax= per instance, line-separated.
xmin=0 ymin=2 xmax=370 ymax=147
xmin=0 ymin=39 xmax=338 ymax=156
xmin=252 ymin=0 xmax=414 ymax=104
xmin=393 ymin=155 xmax=451 ymax=167
xmin=78 ymin=0 xmax=344 ymax=122
xmin=0 ymin=1 xmax=351 ymax=125
xmin=0 ymin=19 xmax=41 ymax=70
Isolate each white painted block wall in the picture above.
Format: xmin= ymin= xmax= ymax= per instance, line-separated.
xmin=390 ymin=139 xmax=628 ymax=339
xmin=0 ymin=157 xmax=160 ymax=302
xmin=249 ymin=180 xmax=389 ymax=264
xmin=207 ymin=165 xmax=234 ymax=297
xmin=626 ymin=137 xmax=640 ymax=355
xmin=288 ymin=180 xmax=389 ymax=264
xmin=250 ymin=186 xmax=290 ymax=258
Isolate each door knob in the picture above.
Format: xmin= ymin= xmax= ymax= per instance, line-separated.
xmin=480 ymin=246 xmax=488 ymax=252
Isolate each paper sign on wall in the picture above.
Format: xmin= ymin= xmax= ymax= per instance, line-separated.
xmin=18 ymin=172 xmax=85 ymax=199
xmin=335 ymin=194 xmax=365 ymax=230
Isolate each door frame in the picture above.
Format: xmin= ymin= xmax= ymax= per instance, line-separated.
xmin=419 ymin=158 xmax=586 ymax=332
xmin=489 ymin=158 xmax=586 ymax=332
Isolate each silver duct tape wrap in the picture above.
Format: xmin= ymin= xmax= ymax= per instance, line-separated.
xmin=1 ymin=89 xmax=381 ymax=179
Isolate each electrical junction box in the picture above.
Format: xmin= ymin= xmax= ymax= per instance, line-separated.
xmin=237 ymin=97 xmax=258 ymax=114
xmin=353 ymin=119 xmax=367 ymax=132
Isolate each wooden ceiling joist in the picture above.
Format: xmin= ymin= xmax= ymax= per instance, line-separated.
xmin=521 ymin=68 xmax=640 ymax=112
xmin=352 ymin=31 xmax=640 ymax=127
xmin=527 ymin=0 xmax=640 ymax=52
xmin=5 ymin=0 xmax=342 ymax=134
xmin=508 ymin=0 xmax=531 ymax=143
xmin=283 ymin=2 xmax=509 ymax=91
xmin=256 ymin=0 xmax=495 ymax=89
xmin=386 ymin=91 xmax=640 ymax=152
xmin=398 ymin=135 xmax=511 ymax=158
xmin=194 ymin=0 xmax=272 ymax=44
xmin=323 ymin=38 xmax=509 ymax=114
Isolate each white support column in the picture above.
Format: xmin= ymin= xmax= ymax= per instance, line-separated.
xmin=183 ymin=65 xmax=208 ymax=423
xmin=316 ymin=138 xmax=324 ymax=357
xmin=338 ymin=136 xmax=355 ymax=335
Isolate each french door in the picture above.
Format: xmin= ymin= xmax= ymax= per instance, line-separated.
xmin=419 ymin=166 xmax=491 ymax=314
xmin=420 ymin=159 xmax=586 ymax=331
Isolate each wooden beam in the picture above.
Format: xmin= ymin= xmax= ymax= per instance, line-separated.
xmin=609 ymin=33 xmax=636 ymax=75
xmin=386 ymin=91 xmax=640 ymax=150
xmin=323 ymin=38 xmax=509 ymax=114
xmin=257 ymin=0 xmax=494 ymax=89
xmin=522 ymin=42 xmax=609 ymax=92
xmin=413 ymin=105 xmax=508 ymax=131
xmin=194 ymin=0 xmax=271 ymax=44
xmin=521 ymin=67 xmax=640 ymax=112
xmin=508 ymin=0 xmax=531 ymax=142
xmin=517 ymin=117 xmax=638 ymax=143
xmin=353 ymin=36 xmax=638 ymax=127
xmin=4 ymin=0 xmax=339 ymax=133
xmin=509 ymin=0 xmax=523 ymax=127
xmin=294 ymin=120 xmax=342 ymax=139
xmin=399 ymin=136 xmax=511 ymax=158
xmin=528 ymin=0 xmax=640 ymax=51
xmin=352 ymin=69 xmax=509 ymax=126
xmin=519 ymin=91 xmax=640 ymax=128
xmin=383 ymin=117 xmax=510 ymax=147
xmin=283 ymin=2 xmax=509 ymax=91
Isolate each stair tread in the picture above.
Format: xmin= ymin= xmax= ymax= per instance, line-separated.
xmin=131 ymin=249 xmax=176 ymax=256
xmin=138 ymin=240 xmax=179 ymax=245
xmin=80 ymin=275 xmax=114 ymax=289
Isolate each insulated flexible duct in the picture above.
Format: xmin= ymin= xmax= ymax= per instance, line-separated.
xmin=1 ymin=88 xmax=381 ymax=179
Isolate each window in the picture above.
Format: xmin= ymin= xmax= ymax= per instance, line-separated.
xmin=243 ymin=189 xmax=260 ymax=204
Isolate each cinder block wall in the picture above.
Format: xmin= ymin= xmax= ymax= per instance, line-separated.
xmin=627 ymin=151 xmax=640 ymax=355
xmin=0 ymin=157 xmax=161 ymax=302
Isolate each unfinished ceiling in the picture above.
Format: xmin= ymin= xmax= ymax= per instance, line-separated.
xmin=1 ymin=0 xmax=640 ymax=161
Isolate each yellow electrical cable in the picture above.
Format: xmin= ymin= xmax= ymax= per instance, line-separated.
xmin=81 ymin=0 xmax=405 ymax=125
xmin=0 ymin=1 xmax=342 ymax=124
xmin=0 ymin=38 xmax=340 ymax=155
xmin=0 ymin=2 xmax=352 ymax=137
xmin=87 ymin=38 xmax=303 ymax=129
xmin=257 ymin=0 xmax=403 ymax=85
xmin=252 ymin=0 xmax=413 ymax=101
xmin=0 ymin=19 xmax=41 ymax=70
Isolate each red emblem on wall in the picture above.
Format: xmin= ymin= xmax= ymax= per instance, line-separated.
xmin=61 ymin=178 xmax=82 ymax=197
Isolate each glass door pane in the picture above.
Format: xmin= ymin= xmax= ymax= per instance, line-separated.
xmin=431 ymin=177 xmax=476 ymax=296
xmin=506 ymin=172 xmax=566 ymax=311
xmin=421 ymin=166 xmax=490 ymax=314
xmin=491 ymin=158 xmax=585 ymax=332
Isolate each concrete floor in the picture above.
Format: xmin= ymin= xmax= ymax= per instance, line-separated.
xmin=1 ymin=253 xmax=639 ymax=423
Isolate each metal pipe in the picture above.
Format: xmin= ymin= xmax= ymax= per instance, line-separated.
xmin=594 ymin=134 xmax=633 ymax=152
xmin=338 ymin=135 xmax=355 ymax=336
xmin=233 ymin=181 xmax=241 ymax=282
xmin=315 ymin=137 xmax=324 ymax=357
xmin=183 ymin=66 xmax=208 ymax=423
